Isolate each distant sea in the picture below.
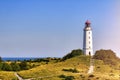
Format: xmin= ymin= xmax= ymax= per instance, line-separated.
xmin=2 ymin=57 xmax=39 ymax=61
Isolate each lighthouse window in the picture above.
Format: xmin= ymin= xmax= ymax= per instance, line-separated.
xmin=89 ymin=32 xmax=90 ymax=34
xmin=89 ymin=41 xmax=90 ymax=44
xmin=89 ymin=36 xmax=90 ymax=39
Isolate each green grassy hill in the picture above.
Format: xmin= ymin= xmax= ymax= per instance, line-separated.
xmin=17 ymin=55 xmax=120 ymax=80
xmin=0 ymin=49 xmax=120 ymax=80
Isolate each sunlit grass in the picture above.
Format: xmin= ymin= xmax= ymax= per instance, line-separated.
xmin=1 ymin=55 xmax=120 ymax=80
xmin=0 ymin=71 xmax=17 ymax=80
xmin=18 ymin=56 xmax=120 ymax=80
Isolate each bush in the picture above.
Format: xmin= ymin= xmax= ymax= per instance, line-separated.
xmin=2 ymin=63 xmax=12 ymax=71
xmin=62 ymin=68 xmax=79 ymax=73
xmin=59 ymin=74 xmax=66 ymax=78
xmin=0 ymin=63 xmax=3 ymax=70
xmin=59 ymin=75 xmax=75 ymax=80
xmin=93 ymin=49 xmax=120 ymax=66
xmin=19 ymin=61 xmax=30 ymax=70
xmin=0 ymin=56 xmax=2 ymax=62
xmin=10 ymin=62 xmax=21 ymax=71
xmin=65 ymin=76 xmax=74 ymax=80
xmin=62 ymin=49 xmax=83 ymax=61
xmin=80 ymin=74 xmax=85 ymax=78
xmin=89 ymin=74 xmax=95 ymax=77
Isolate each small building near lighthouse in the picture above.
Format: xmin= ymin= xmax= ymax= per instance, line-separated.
xmin=83 ymin=20 xmax=93 ymax=56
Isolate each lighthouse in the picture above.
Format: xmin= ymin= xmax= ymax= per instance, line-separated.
xmin=83 ymin=20 xmax=93 ymax=56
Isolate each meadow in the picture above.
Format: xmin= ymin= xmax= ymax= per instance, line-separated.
xmin=17 ymin=55 xmax=120 ymax=80
xmin=0 ymin=49 xmax=120 ymax=80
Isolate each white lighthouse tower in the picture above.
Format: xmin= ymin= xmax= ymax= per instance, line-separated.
xmin=83 ymin=20 xmax=93 ymax=56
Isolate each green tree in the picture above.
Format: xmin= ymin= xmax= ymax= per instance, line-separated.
xmin=10 ymin=62 xmax=21 ymax=71
xmin=19 ymin=61 xmax=29 ymax=70
xmin=0 ymin=56 xmax=2 ymax=62
xmin=0 ymin=63 xmax=3 ymax=70
xmin=2 ymin=63 xmax=12 ymax=71
xmin=62 ymin=49 xmax=83 ymax=60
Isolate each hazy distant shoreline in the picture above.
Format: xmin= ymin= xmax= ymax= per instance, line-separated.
xmin=2 ymin=57 xmax=41 ymax=61
xmin=2 ymin=57 xmax=61 ymax=61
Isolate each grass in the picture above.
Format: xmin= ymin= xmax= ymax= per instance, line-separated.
xmin=0 ymin=55 xmax=120 ymax=80
xmin=17 ymin=55 xmax=120 ymax=80
xmin=0 ymin=71 xmax=17 ymax=80
xmin=18 ymin=55 xmax=90 ymax=79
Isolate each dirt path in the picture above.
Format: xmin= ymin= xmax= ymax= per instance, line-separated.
xmin=88 ymin=58 xmax=94 ymax=74
xmin=14 ymin=72 xmax=24 ymax=80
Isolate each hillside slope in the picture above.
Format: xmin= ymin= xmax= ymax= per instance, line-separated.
xmin=18 ymin=55 xmax=120 ymax=80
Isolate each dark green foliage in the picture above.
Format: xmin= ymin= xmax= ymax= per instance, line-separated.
xmin=80 ymin=74 xmax=85 ymax=78
xmin=59 ymin=74 xmax=75 ymax=80
xmin=65 ymin=76 xmax=75 ymax=80
xmin=33 ymin=57 xmax=62 ymax=63
xmin=0 ymin=63 xmax=3 ymax=70
xmin=0 ymin=61 xmax=31 ymax=71
xmin=19 ymin=61 xmax=30 ymax=70
xmin=62 ymin=68 xmax=79 ymax=73
xmin=10 ymin=62 xmax=21 ymax=71
xmin=0 ymin=56 xmax=2 ymax=62
xmin=93 ymin=49 xmax=120 ymax=65
xmin=62 ymin=49 xmax=83 ymax=61
xmin=88 ymin=74 xmax=95 ymax=77
xmin=2 ymin=63 xmax=12 ymax=71
xmin=0 ymin=57 xmax=61 ymax=71
xmin=59 ymin=74 xmax=66 ymax=78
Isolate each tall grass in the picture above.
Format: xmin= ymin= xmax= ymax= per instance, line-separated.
xmin=0 ymin=71 xmax=17 ymax=80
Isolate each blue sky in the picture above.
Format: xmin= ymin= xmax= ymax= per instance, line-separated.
xmin=0 ymin=0 xmax=120 ymax=57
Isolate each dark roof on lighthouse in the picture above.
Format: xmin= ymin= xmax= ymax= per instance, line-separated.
xmin=84 ymin=20 xmax=92 ymax=30
xmin=85 ymin=20 xmax=91 ymax=25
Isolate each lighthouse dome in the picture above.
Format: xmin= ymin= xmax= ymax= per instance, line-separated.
xmin=84 ymin=20 xmax=92 ymax=31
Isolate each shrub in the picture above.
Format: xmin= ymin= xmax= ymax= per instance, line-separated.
xmin=97 ymin=66 xmax=100 ymax=68
xmin=19 ymin=61 xmax=29 ymax=70
xmin=93 ymin=49 xmax=120 ymax=66
xmin=80 ymin=74 xmax=85 ymax=78
xmin=0 ymin=56 xmax=2 ymax=62
xmin=62 ymin=49 xmax=83 ymax=61
xmin=96 ymin=77 xmax=99 ymax=79
xmin=62 ymin=68 xmax=79 ymax=73
xmin=65 ymin=76 xmax=74 ymax=80
xmin=59 ymin=75 xmax=75 ymax=80
xmin=0 ymin=63 xmax=3 ymax=70
xmin=10 ymin=62 xmax=21 ymax=71
xmin=59 ymin=74 xmax=66 ymax=78
xmin=88 ymin=74 xmax=95 ymax=77
xmin=2 ymin=63 xmax=12 ymax=71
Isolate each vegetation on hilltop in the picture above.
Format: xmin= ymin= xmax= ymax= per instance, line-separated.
xmin=93 ymin=49 xmax=120 ymax=66
xmin=0 ymin=57 xmax=61 ymax=71
xmin=17 ymin=50 xmax=120 ymax=80
xmin=0 ymin=61 xmax=31 ymax=71
xmin=62 ymin=49 xmax=83 ymax=61
xmin=0 ymin=49 xmax=120 ymax=80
